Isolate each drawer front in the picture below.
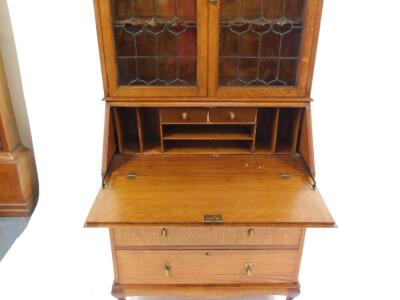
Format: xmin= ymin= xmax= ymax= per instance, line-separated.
xmin=113 ymin=227 xmax=302 ymax=247
xmin=117 ymin=249 xmax=298 ymax=284
xmin=160 ymin=108 xmax=208 ymax=124
xmin=209 ymin=108 xmax=257 ymax=123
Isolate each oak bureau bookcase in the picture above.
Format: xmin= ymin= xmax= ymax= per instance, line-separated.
xmin=85 ymin=0 xmax=335 ymax=299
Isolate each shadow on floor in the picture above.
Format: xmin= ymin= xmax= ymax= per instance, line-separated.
xmin=0 ymin=217 xmax=30 ymax=261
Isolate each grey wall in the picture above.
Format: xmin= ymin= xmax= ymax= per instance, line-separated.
xmin=0 ymin=0 xmax=33 ymax=149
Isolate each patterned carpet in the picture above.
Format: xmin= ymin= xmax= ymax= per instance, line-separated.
xmin=0 ymin=217 xmax=30 ymax=261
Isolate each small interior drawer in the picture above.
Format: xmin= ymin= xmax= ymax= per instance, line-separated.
xmin=117 ymin=249 xmax=299 ymax=284
xmin=210 ymin=108 xmax=257 ymax=123
xmin=112 ymin=227 xmax=302 ymax=247
xmin=160 ymin=108 xmax=208 ymax=124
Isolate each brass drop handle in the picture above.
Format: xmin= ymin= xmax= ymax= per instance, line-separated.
xmin=182 ymin=112 xmax=188 ymax=120
xmin=162 ymin=262 xmax=171 ymax=277
xmin=161 ymin=228 xmax=168 ymax=238
xmin=229 ymin=111 xmax=236 ymax=120
xmin=245 ymin=263 xmax=253 ymax=276
xmin=209 ymin=0 xmax=218 ymax=5
xmin=248 ymin=228 xmax=255 ymax=238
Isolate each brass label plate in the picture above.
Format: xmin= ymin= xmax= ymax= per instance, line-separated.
xmin=204 ymin=214 xmax=223 ymax=224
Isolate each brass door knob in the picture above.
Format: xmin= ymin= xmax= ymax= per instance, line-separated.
xmin=248 ymin=228 xmax=255 ymax=238
xmin=182 ymin=112 xmax=188 ymax=120
xmin=229 ymin=111 xmax=236 ymax=120
xmin=162 ymin=262 xmax=171 ymax=277
xmin=161 ymin=228 xmax=168 ymax=238
xmin=209 ymin=0 xmax=218 ymax=5
xmin=245 ymin=262 xmax=253 ymax=276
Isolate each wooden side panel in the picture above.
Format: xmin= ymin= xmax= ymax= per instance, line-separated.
xmin=0 ymin=53 xmax=20 ymax=151
xmin=116 ymin=250 xmax=299 ymax=284
xmin=93 ymin=0 xmax=109 ymax=96
xmin=102 ymin=103 xmax=117 ymax=178
xmin=299 ymin=103 xmax=315 ymax=177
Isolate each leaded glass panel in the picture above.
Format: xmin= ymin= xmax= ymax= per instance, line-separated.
xmin=112 ymin=0 xmax=197 ymax=86
xmin=219 ymin=0 xmax=306 ymax=87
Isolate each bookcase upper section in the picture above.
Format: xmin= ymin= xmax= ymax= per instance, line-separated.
xmin=95 ymin=0 xmax=323 ymax=99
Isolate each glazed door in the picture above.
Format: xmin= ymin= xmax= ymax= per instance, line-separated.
xmin=98 ymin=0 xmax=207 ymax=97
xmin=208 ymin=0 xmax=321 ymax=98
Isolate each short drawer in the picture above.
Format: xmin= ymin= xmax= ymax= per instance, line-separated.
xmin=160 ymin=108 xmax=208 ymax=124
xmin=209 ymin=108 xmax=257 ymax=123
xmin=112 ymin=227 xmax=302 ymax=247
xmin=116 ymin=249 xmax=299 ymax=284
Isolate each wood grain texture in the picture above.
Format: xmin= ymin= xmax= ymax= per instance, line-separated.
xmin=116 ymin=249 xmax=299 ymax=284
xmin=112 ymin=227 xmax=302 ymax=247
xmin=89 ymin=1 xmax=331 ymax=298
xmin=0 ymin=53 xmax=20 ymax=151
xmin=209 ymin=108 xmax=257 ymax=124
xmin=86 ymin=154 xmax=334 ymax=227
xmin=160 ymin=108 xmax=208 ymax=124
xmin=102 ymin=103 xmax=117 ymax=178
xmin=0 ymin=145 xmax=39 ymax=216
xmin=299 ymin=103 xmax=315 ymax=177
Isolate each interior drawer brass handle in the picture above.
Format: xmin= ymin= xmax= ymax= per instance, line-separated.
xmin=162 ymin=262 xmax=171 ymax=277
xmin=245 ymin=262 xmax=253 ymax=276
xmin=161 ymin=228 xmax=168 ymax=238
xmin=209 ymin=0 xmax=218 ymax=5
xmin=229 ymin=111 xmax=236 ymax=120
xmin=248 ymin=228 xmax=255 ymax=238
xmin=181 ymin=112 xmax=188 ymax=120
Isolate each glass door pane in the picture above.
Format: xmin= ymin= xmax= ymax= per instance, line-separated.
xmin=111 ymin=0 xmax=197 ymax=86
xmin=219 ymin=0 xmax=306 ymax=87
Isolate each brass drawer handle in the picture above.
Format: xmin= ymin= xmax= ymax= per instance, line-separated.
xmin=229 ymin=111 xmax=236 ymax=120
xmin=181 ymin=112 xmax=188 ymax=120
xmin=162 ymin=262 xmax=171 ymax=277
xmin=248 ymin=228 xmax=255 ymax=238
xmin=209 ymin=0 xmax=218 ymax=5
xmin=245 ymin=262 xmax=253 ymax=276
xmin=161 ymin=228 xmax=168 ymax=238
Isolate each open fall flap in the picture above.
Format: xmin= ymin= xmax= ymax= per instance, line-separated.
xmin=86 ymin=154 xmax=335 ymax=228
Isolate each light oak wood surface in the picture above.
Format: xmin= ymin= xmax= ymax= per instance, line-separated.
xmin=86 ymin=154 xmax=334 ymax=227
xmin=88 ymin=1 xmax=333 ymax=299
xmin=112 ymin=227 xmax=302 ymax=247
xmin=116 ymin=249 xmax=299 ymax=284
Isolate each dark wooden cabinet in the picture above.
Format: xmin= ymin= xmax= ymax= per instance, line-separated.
xmin=86 ymin=1 xmax=334 ymax=299
xmin=0 ymin=52 xmax=39 ymax=216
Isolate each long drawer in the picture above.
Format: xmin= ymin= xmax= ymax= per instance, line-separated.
xmin=112 ymin=227 xmax=302 ymax=247
xmin=116 ymin=249 xmax=299 ymax=284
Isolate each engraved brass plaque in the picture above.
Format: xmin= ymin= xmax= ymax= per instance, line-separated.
xmin=204 ymin=214 xmax=223 ymax=224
